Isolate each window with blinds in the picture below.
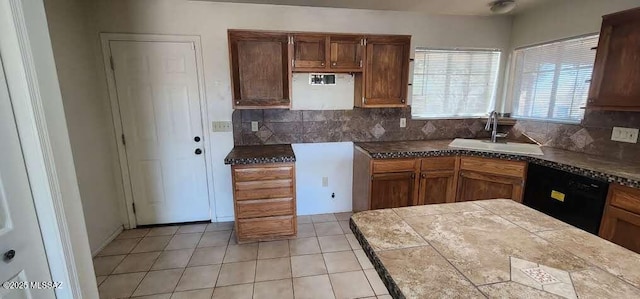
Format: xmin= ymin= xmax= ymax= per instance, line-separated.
xmin=510 ymin=35 xmax=599 ymax=123
xmin=411 ymin=49 xmax=501 ymax=118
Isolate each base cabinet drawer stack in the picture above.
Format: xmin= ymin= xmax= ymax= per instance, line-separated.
xmin=599 ymin=184 xmax=640 ymax=253
xmin=232 ymin=163 xmax=296 ymax=243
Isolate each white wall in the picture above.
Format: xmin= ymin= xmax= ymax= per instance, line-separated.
xmin=85 ymin=0 xmax=512 ymax=220
xmin=292 ymin=73 xmax=354 ymax=110
xmin=293 ymin=143 xmax=354 ymax=215
xmin=500 ymin=0 xmax=640 ymax=113
xmin=510 ymin=0 xmax=640 ymax=48
xmin=44 ymin=0 xmax=124 ymax=254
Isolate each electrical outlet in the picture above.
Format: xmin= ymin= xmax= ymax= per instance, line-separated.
xmin=400 ymin=118 xmax=407 ymax=128
xmin=251 ymin=121 xmax=259 ymax=132
xmin=322 ymin=177 xmax=328 ymax=187
xmin=611 ymin=127 xmax=639 ymax=143
xmin=211 ymin=121 xmax=232 ymax=132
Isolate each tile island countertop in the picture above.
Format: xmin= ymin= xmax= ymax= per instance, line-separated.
xmin=350 ymin=199 xmax=640 ymax=299
xmin=355 ymin=140 xmax=640 ymax=188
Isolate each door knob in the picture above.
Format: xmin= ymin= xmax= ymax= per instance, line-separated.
xmin=194 ymin=136 xmax=201 ymax=142
xmin=195 ymin=148 xmax=202 ymax=155
xmin=4 ymin=249 xmax=15 ymax=262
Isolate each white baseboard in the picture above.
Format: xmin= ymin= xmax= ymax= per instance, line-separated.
xmin=92 ymin=225 xmax=124 ymax=257
xmin=215 ymin=216 xmax=235 ymax=222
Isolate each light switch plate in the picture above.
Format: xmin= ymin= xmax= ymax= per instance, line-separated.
xmin=211 ymin=121 xmax=232 ymax=132
xmin=611 ymin=127 xmax=639 ymax=143
xmin=251 ymin=121 xmax=259 ymax=132
xmin=400 ymin=118 xmax=407 ymax=128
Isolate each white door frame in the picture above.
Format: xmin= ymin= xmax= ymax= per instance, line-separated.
xmin=0 ymin=0 xmax=98 ymax=297
xmin=100 ymin=33 xmax=214 ymax=228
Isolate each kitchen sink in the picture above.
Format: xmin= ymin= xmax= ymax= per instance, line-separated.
xmin=448 ymin=138 xmax=544 ymax=156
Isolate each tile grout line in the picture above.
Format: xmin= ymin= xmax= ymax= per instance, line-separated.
xmin=401 ymin=216 xmax=487 ymax=298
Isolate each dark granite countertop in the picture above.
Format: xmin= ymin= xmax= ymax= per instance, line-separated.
xmin=224 ymin=144 xmax=295 ymax=165
xmin=355 ymin=140 xmax=640 ymax=189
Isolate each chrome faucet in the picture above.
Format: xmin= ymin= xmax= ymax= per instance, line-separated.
xmin=485 ymin=111 xmax=507 ymax=143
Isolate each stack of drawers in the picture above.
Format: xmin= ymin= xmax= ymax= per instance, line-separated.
xmin=232 ymin=163 xmax=296 ymax=243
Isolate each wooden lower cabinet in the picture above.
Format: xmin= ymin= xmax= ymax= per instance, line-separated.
xmin=418 ymin=157 xmax=458 ymax=205
xmin=599 ymin=184 xmax=640 ymax=253
xmin=456 ymin=170 xmax=525 ymax=202
xmin=232 ymin=163 xmax=296 ymax=243
xmin=456 ymin=157 xmax=527 ymax=203
xmin=352 ymin=148 xmax=528 ymax=211
xmin=371 ymin=172 xmax=417 ymax=209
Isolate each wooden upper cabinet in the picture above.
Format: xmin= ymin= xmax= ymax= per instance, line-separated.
xmin=228 ymin=30 xmax=412 ymax=109
xmin=588 ymin=7 xmax=640 ymax=111
xmin=329 ymin=35 xmax=364 ymax=71
xmin=292 ymin=34 xmax=328 ymax=71
xmin=361 ymin=35 xmax=411 ymax=107
xmin=228 ymin=30 xmax=291 ymax=109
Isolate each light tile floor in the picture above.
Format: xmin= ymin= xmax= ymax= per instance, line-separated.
xmin=95 ymin=212 xmax=391 ymax=299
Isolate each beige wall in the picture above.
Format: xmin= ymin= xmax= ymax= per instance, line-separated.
xmin=85 ymin=0 xmax=513 ymax=221
xmin=45 ymin=0 xmax=123 ymax=254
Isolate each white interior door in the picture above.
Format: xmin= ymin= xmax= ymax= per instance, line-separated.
xmin=110 ymin=40 xmax=210 ymax=225
xmin=0 ymin=57 xmax=54 ymax=299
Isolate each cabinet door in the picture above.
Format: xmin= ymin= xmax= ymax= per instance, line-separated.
xmin=292 ymin=34 xmax=328 ymax=71
xmin=363 ymin=36 xmax=410 ymax=107
xmin=588 ymin=8 xmax=640 ymax=110
xmin=456 ymin=170 xmax=524 ymax=202
xmin=599 ymin=205 xmax=640 ymax=254
xmin=371 ymin=172 xmax=416 ymax=209
xmin=228 ymin=31 xmax=291 ymax=108
xmin=418 ymin=171 xmax=456 ymax=205
xmin=329 ymin=35 xmax=364 ymax=71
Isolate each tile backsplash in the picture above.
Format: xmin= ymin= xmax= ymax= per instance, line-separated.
xmin=509 ymin=110 xmax=640 ymax=162
xmin=232 ymin=107 xmax=490 ymax=145
xmin=232 ymin=107 xmax=640 ymax=162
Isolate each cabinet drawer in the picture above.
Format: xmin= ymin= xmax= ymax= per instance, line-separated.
xmin=236 ymin=198 xmax=294 ymax=219
xmin=372 ymin=159 xmax=417 ymax=173
xmin=609 ymin=184 xmax=640 ymax=215
xmin=236 ymin=187 xmax=294 ymax=201
xmin=235 ymin=179 xmax=293 ymax=191
xmin=421 ymin=156 xmax=457 ymax=171
xmin=460 ymin=157 xmax=526 ymax=178
xmin=234 ymin=166 xmax=293 ymax=182
xmin=237 ymin=216 xmax=295 ymax=240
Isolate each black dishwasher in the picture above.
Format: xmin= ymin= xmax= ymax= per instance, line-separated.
xmin=523 ymin=164 xmax=609 ymax=235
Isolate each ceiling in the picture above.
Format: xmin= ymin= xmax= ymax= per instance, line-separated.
xmin=199 ymin=0 xmax=555 ymax=16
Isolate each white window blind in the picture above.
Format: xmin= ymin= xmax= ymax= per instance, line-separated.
xmin=510 ymin=35 xmax=599 ymax=123
xmin=411 ymin=49 xmax=501 ymax=118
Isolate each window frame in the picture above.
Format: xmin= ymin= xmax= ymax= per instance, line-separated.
xmin=507 ymin=33 xmax=599 ymax=124
xmin=410 ymin=47 xmax=502 ymax=120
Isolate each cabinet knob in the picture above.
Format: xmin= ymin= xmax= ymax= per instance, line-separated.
xmin=332 ymin=62 xmax=337 ymax=66
xmin=401 ymin=99 xmax=406 ymax=103
xmin=195 ymin=148 xmax=202 ymax=155
xmin=421 ymin=173 xmax=426 ymax=179
xmin=321 ymin=62 xmax=325 ymax=66
xmin=236 ymin=101 xmax=240 ymax=105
